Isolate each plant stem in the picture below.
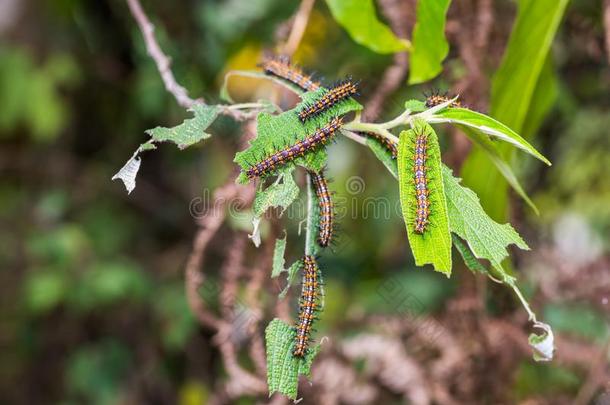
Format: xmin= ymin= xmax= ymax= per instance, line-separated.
xmin=227 ymin=102 xmax=268 ymax=110
xmin=379 ymin=109 xmax=412 ymax=129
xmin=342 ymin=121 xmax=399 ymax=144
xmin=305 ymin=173 xmax=314 ymax=256
xmin=340 ymin=129 xmax=368 ymax=145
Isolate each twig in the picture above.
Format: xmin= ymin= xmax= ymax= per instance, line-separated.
xmin=574 ymin=338 xmax=610 ymax=405
xmin=184 ymin=180 xmax=255 ymax=330
xmin=363 ymin=0 xmax=413 ymax=121
xmin=605 ymin=0 xmax=610 ymax=65
xmin=220 ymin=234 xmax=247 ymax=320
xmin=281 ymin=0 xmax=316 ymax=56
xmin=245 ymin=236 xmax=275 ymax=377
xmin=126 ymin=0 xmax=201 ymax=109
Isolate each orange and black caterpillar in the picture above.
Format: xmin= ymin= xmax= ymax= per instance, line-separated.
xmin=293 ymin=255 xmax=321 ymax=357
xmin=413 ymin=128 xmax=430 ymax=234
xmin=245 ymin=117 xmax=343 ymax=179
xmin=363 ymin=132 xmax=398 ymax=159
xmin=309 ymin=170 xmax=334 ymax=247
xmin=298 ymin=79 xmax=359 ymax=122
xmin=424 ymin=91 xmax=462 ymax=109
xmin=260 ymin=56 xmax=321 ymax=92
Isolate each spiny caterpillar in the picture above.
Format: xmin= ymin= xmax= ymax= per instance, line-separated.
xmin=309 ymin=170 xmax=334 ymax=247
xmin=245 ymin=117 xmax=343 ymax=179
xmin=298 ymin=79 xmax=359 ymax=122
xmin=260 ymin=55 xmax=320 ymax=92
xmin=413 ymin=128 xmax=430 ymax=234
xmin=293 ymin=255 xmax=321 ymax=357
xmin=424 ymin=92 xmax=462 ymax=109
xmin=363 ymin=131 xmax=398 ymax=159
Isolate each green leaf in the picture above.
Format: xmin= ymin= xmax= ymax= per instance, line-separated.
xmin=365 ymin=137 xmax=398 ymax=179
xmin=146 ymin=104 xmax=220 ymax=150
xmin=430 ymin=107 xmax=550 ymax=165
xmin=408 ymin=0 xmax=452 ymax=84
xmin=325 ymin=0 xmax=410 ymax=54
xmin=305 ymin=175 xmax=321 ymax=257
xmin=452 ymin=234 xmax=488 ymax=275
xmin=404 ymin=99 xmax=426 ymax=113
xmin=442 ymin=165 xmax=528 ymax=272
xmin=253 ymin=172 xmax=300 ymax=217
xmin=234 ymin=87 xmax=362 ymax=184
xmin=398 ymin=120 xmax=452 ymax=275
xmin=265 ymin=318 xmax=320 ymax=400
xmin=490 ymin=0 xmax=567 ymax=132
xmin=454 ymin=125 xmax=538 ymax=214
xmin=461 ymin=0 xmax=567 ymax=220
xmin=521 ymin=56 xmax=558 ymax=139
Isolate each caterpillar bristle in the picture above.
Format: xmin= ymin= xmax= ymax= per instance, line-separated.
xmin=293 ymin=255 xmax=322 ymax=358
xmin=245 ymin=117 xmax=343 ymax=180
xmin=260 ymin=55 xmax=321 ymax=92
xmin=413 ymin=128 xmax=430 ymax=234
xmin=424 ymin=90 xmax=462 ymax=109
xmin=309 ymin=170 xmax=334 ymax=248
xmin=361 ymin=131 xmax=398 ymax=158
xmin=298 ymin=79 xmax=359 ymax=122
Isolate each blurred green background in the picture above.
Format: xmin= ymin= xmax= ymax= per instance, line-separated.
xmin=1 ymin=0 xmax=609 ymax=404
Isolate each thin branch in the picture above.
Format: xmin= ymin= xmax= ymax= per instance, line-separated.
xmin=281 ymin=0 xmax=316 ymax=56
xmin=126 ymin=0 xmax=201 ymax=108
xmin=184 ymin=180 xmax=255 ymax=330
xmin=363 ymin=0 xmax=414 ymax=121
xmin=605 ymin=0 xmax=610 ymax=65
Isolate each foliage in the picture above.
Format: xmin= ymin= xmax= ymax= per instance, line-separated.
xmin=265 ymin=319 xmax=320 ymax=400
xmin=408 ymin=0 xmax=452 ymax=84
xmin=398 ymin=120 xmax=452 ymax=275
xmin=461 ymin=0 xmax=569 ymax=220
xmin=324 ymin=0 xmax=410 ymax=53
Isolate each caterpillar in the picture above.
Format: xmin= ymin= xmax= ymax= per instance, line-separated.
xmin=260 ymin=55 xmax=321 ymax=92
xmin=424 ymin=92 xmax=461 ymax=109
xmin=309 ymin=170 xmax=334 ymax=247
xmin=298 ymin=79 xmax=359 ymax=122
xmin=363 ymin=131 xmax=398 ymax=159
xmin=413 ymin=128 xmax=430 ymax=234
xmin=293 ymin=255 xmax=321 ymax=357
xmin=245 ymin=117 xmax=343 ymax=179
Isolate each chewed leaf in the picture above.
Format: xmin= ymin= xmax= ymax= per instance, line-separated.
xmin=253 ymin=171 xmax=300 ymax=217
xmin=234 ymin=87 xmax=362 ymax=184
xmin=266 ymin=318 xmax=320 ymax=400
xmin=113 ymin=104 xmax=220 ymax=194
xmin=453 ymin=234 xmax=555 ymax=362
xmin=111 ymin=150 xmax=142 ymax=194
xmin=272 ymin=234 xmax=302 ymax=298
xmin=398 ymin=120 xmax=452 ymax=275
xmin=272 ymin=234 xmax=289 ymax=278
xmin=249 ymin=217 xmax=262 ymax=247
xmin=529 ymin=321 xmax=555 ymax=362
xmin=146 ymin=104 xmax=220 ymax=149
xmin=428 ymin=107 xmax=551 ymax=165
xmin=442 ymin=165 xmax=529 ymax=272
